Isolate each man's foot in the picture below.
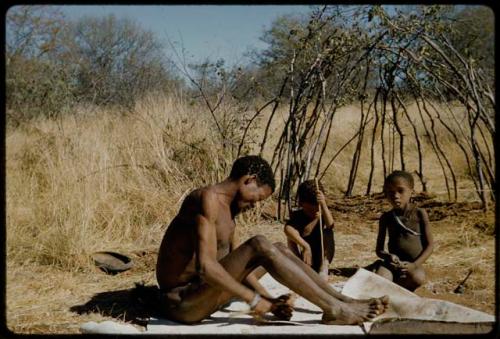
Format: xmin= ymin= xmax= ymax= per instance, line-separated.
xmin=270 ymin=293 xmax=296 ymax=320
xmin=321 ymin=296 xmax=389 ymax=325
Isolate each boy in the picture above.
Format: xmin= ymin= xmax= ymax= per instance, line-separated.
xmin=156 ymin=156 xmax=388 ymax=325
xmin=284 ymin=180 xmax=335 ymax=280
xmin=373 ymin=170 xmax=434 ymax=291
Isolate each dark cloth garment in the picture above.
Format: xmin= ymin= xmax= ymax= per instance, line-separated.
xmin=382 ymin=204 xmax=424 ymax=262
xmin=287 ymin=209 xmax=335 ymax=272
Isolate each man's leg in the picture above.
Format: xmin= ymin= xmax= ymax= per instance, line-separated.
xmin=165 ymin=235 xmax=388 ymax=325
xmin=274 ymin=243 xmax=388 ymax=304
xmin=287 ymin=239 xmax=301 ymax=258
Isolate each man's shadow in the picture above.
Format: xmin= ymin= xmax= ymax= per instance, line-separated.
xmin=70 ymin=283 xmax=161 ymax=327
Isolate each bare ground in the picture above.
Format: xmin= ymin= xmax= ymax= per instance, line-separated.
xmin=6 ymin=194 xmax=496 ymax=334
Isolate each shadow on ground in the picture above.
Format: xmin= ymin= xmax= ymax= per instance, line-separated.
xmin=330 ymin=267 xmax=360 ymax=278
xmin=330 ymin=262 xmax=379 ymax=278
xmin=70 ymin=283 xmax=161 ymax=327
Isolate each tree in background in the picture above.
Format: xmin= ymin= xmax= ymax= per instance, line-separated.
xmin=6 ymin=6 xmax=182 ymax=123
xmin=63 ymin=14 xmax=179 ymax=109
xmin=6 ymin=6 xmax=73 ymax=122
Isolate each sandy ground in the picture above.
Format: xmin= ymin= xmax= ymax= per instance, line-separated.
xmin=6 ymin=194 xmax=496 ymax=334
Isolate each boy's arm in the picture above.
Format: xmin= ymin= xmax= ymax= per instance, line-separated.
xmin=412 ymin=208 xmax=434 ymax=266
xmin=317 ymin=191 xmax=335 ymax=229
xmin=302 ymin=216 xmax=319 ymax=237
xmin=284 ymin=224 xmax=312 ymax=266
xmin=196 ymin=191 xmax=262 ymax=306
xmin=375 ymin=215 xmax=396 ymax=262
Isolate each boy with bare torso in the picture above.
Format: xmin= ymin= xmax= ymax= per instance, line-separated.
xmin=372 ymin=170 xmax=434 ymax=291
xmin=156 ymin=156 xmax=389 ymax=325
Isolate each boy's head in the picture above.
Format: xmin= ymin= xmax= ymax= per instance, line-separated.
xmin=383 ymin=170 xmax=414 ymax=209
xmin=297 ymin=180 xmax=324 ymax=218
xmin=229 ymin=155 xmax=275 ymax=212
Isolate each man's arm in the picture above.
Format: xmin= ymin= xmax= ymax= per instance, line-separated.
xmin=195 ymin=191 xmax=257 ymax=305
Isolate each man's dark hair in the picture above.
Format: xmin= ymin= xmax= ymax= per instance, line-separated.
xmin=297 ymin=179 xmax=324 ymax=205
xmin=384 ymin=170 xmax=415 ymax=190
xmin=230 ymin=156 xmax=275 ymax=191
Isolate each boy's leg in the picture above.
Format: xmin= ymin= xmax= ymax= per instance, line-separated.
xmin=396 ymin=264 xmax=426 ymax=292
xmin=166 ymin=235 xmax=388 ymax=325
xmin=375 ymin=261 xmax=394 ymax=282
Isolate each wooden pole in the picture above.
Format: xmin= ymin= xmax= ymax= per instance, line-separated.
xmin=315 ymin=178 xmax=324 ymax=262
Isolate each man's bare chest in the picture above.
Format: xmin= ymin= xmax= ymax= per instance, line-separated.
xmin=215 ymin=213 xmax=235 ymax=257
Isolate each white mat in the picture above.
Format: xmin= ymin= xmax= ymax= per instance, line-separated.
xmin=342 ymin=268 xmax=495 ymax=325
xmin=80 ymin=268 xmax=495 ymax=334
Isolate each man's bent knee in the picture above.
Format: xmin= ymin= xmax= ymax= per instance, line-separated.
xmin=273 ymin=241 xmax=287 ymax=250
xmin=248 ymin=235 xmax=279 ymax=257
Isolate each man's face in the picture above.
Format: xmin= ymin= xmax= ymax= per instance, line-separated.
xmin=236 ymin=176 xmax=273 ymax=212
xmin=384 ymin=177 xmax=413 ymax=210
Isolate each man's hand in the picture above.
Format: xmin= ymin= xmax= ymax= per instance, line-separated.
xmin=251 ymin=296 xmax=273 ymax=317
xmin=301 ymin=246 xmax=312 ymax=266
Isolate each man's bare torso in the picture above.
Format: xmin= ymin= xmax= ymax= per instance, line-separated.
xmin=156 ymin=186 xmax=236 ymax=291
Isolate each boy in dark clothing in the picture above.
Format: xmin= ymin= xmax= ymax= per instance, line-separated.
xmin=284 ymin=180 xmax=335 ymax=281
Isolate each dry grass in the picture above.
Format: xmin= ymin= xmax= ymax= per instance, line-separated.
xmin=6 ymin=93 xmax=495 ymax=333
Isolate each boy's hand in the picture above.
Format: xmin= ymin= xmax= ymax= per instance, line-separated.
xmin=316 ymin=189 xmax=326 ymax=206
xmin=399 ymin=261 xmax=415 ymax=278
xmin=301 ymin=246 xmax=312 ymax=266
xmin=388 ymin=254 xmax=401 ymax=268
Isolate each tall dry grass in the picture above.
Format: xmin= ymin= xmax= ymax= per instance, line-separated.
xmin=7 ymin=94 xmax=235 ymax=270
xmin=6 ymin=94 xmax=491 ymax=272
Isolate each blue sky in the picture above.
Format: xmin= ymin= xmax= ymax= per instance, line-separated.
xmin=58 ymin=5 xmax=313 ymax=67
